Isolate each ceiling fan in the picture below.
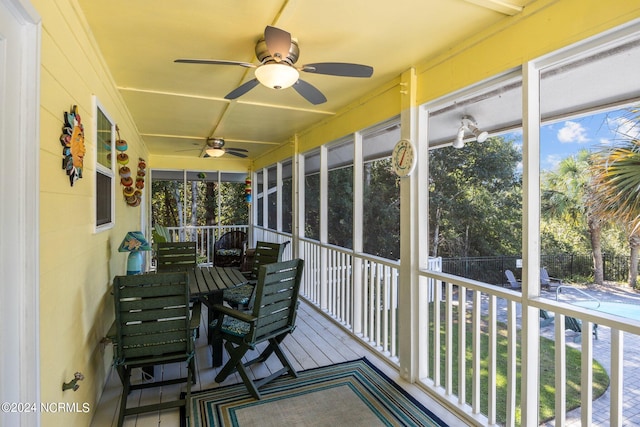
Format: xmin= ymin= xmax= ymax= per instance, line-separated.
xmin=175 ymin=26 xmax=374 ymax=105
xmin=204 ymin=138 xmax=248 ymax=158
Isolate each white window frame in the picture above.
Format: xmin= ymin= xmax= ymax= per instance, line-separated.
xmin=94 ymin=96 xmax=115 ymax=232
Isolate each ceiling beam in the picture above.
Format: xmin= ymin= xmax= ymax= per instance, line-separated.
xmin=462 ymin=0 xmax=523 ymax=16
xmin=140 ymin=133 xmax=281 ymax=145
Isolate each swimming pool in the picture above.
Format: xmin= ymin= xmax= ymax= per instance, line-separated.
xmin=572 ymin=301 xmax=640 ymax=321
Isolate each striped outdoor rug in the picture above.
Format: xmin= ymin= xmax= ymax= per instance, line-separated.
xmin=186 ymin=358 xmax=448 ymax=427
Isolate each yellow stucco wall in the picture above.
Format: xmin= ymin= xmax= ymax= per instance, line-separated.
xmin=34 ymin=1 xmax=149 ymax=425
xmin=29 ymin=0 xmax=640 ymax=426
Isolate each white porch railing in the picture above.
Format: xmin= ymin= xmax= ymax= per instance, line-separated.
xmin=296 ymin=237 xmax=640 ymax=426
xmin=163 ymin=225 xmax=249 ymax=265
xmin=299 ymin=238 xmax=402 ymax=359
xmin=157 ymin=226 xmax=640 ymax=425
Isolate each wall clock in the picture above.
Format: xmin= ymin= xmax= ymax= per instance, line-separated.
xmin=391 ymin=139 xmax=416 ymax=177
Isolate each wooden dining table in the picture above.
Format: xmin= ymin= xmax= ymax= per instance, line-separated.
xmin=187 ymin=266 xmax=248 ymax=367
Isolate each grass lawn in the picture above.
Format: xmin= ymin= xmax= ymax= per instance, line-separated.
xmin=428 ymin=302 xmax=609 ymax=425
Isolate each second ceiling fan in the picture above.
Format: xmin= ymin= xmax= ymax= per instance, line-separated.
xmin=203 ymin=138 xmax=248 ymax=158
xmin=175 ymin=25 xmax=374 ymax=105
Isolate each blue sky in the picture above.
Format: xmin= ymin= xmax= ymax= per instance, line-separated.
xmin=539 ymin=109 xmax=640 ymax=171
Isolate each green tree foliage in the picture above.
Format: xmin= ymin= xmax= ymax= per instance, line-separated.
xmin=541 ymin=150 xmax=604 ymax=284
xmin=328 ymin=167 xmax=353 ymax=249
xmin=429 ymin=136 xmax=522 ymax=257
xmin=363 ymin=158 xmax=400 ymax=259
xmin=589 ymin=111 xmax=640 ymax=286
xmin=305 ymin=174 xmax=320 ymax=240
xmin=152 ymin=178 xmax=247 ymax=229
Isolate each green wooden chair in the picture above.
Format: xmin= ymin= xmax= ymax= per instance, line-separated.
xmin=222 ymin=241 xmax=289 ymax=308
xmin=211 ymin=258 xmax=304 ymax=399
xmin=540 ymin=309 xmax=554 ymax=327
xmin=156 ymin=241 xmax=197 ymax=272
xmin=213 ymin=230 xmax=247 ymax=267
xmin=112 ymin=272 xmax=200 ymax=427
xmin=565 ymin=315 xmax=598 ymax=342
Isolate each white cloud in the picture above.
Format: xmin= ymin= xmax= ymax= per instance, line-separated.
xmin=544 ymin=153 xmax=563 ymax=170
xmin=607 ymin=116 xmax=640 ymax=140
xmin=557 ymin=121 xmax=589 ymax=143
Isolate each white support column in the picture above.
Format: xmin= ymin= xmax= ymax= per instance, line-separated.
xmin=521 ymin=60 xmax=542 ymax=427
xmin=319 ymin=145 xmax=329 ymax=310
xmin=398 ymin=68 xmax=419 ymax=382
xmin=293 ymin=137 xmax=303 ymax=259
xmin=262 ymin=166 xmax=269 ymax=230
xmin=277 ymin=161 xmax=283 ymax=232
xmin=353 ymin=132 xmax=364 ymax=334
xmin=417 ymin=103 xmax=430 ymax=380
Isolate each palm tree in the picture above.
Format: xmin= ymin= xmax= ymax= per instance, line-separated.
xmin=542 ymin=150 xmax=605 ymax=285
xmin=590 ymin=136 xmax=640 ymax=288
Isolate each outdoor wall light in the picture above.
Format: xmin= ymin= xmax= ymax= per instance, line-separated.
xmin=453 ymin=125 xmax=466 ymax=149
xmin=452 ymin=115 xmax=489 ymax=149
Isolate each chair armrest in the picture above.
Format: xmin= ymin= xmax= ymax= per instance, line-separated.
xmin=190 ymin=301 xmax=202 ymax=331
xmin=212 ymin=303 xmax=256 ymax=323
xmin=105 ymin=320 xmax=117 ymax=342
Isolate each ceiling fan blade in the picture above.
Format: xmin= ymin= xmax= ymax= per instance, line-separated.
xmin=301 ymin=62 xmax=374 ymax=78
xmin=226 ymin=150 xmax=248 ymax=158
xmin=175 ymin=59 xmax=256 ymax=68
xmin=264 ymin=26 xmax=292 ymax=61
xmin=225 ymin=147 xmax=249 ymax=152
xmin=293 ymin=79 xmax=327 ymax=105
xmin=225 ymin=79 xmax=260 ymax=100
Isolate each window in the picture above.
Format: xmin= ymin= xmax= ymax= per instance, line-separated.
xmin=267 ymin=166 xmax=277 ymax=230
xmin=95 ymin=99 xmax=115 ymax=231
xmin=362 ymin=123 xmax=400 ymax=259
xmin=256 ymin=170 xmax=264 ymax=227
xmin=327 ymin=140 xmax=353 ymax=249
xmin=304 ymin=150 xmax=320 ymax=240
xmin=282 ymin=160 xmax=293 ymax=233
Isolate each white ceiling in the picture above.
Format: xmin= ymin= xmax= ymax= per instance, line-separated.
xmin=77 ymin=0 xmax=531 ymax=160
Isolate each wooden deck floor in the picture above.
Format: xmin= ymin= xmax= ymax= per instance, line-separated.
xmin=90 ymin=299 xmax=462 ymax=427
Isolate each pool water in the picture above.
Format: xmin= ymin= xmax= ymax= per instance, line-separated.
xmin=573 ymin=301 xmax=640 ymax=321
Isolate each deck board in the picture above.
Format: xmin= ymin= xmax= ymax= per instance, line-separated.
xmin=90 ymin=298 xmax=461 ymax=427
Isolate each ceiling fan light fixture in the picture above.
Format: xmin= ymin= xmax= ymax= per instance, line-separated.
xmin=255 ymin=63 xmax=299 ymax=89
xmin=205 ymin=147 xmax=225 ymax=158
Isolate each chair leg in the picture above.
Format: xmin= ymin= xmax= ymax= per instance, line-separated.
xmin=235 ymin=359 xmax=261 ymax=399
xmin=215 ymin=341 xmax=246 ymax=383
xmin=252 ymin=334 xmax=286 ymax=363
xmin=269 ymin=337 xmax=298 ymax=378
xmin=117 ymin=366 xmax=131 ymax=427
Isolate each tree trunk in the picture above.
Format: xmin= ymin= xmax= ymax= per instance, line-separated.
xmin=190 ymin=180 xmax=198 ymax=241
xmin=589 ymin=217 xmax=604 ymax=285
xmin=629 ymin=233 xmax=640 ymax=288
xmin=431 ymin=207 xmax=441 ymax=257
xmin=173 ymin=187 xmax=184 ymax=241
xmin=205 ymin=182 xmax=216 ymax=226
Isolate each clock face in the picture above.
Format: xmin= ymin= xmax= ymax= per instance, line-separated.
xmin=392 ymin=139 xmax=416 ymax=177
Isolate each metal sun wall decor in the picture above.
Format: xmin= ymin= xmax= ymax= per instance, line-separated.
xmin=116 ymin=127 xmax=146 ymax=207
xmin=59 ymin=105 xmax=85 ymax=186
